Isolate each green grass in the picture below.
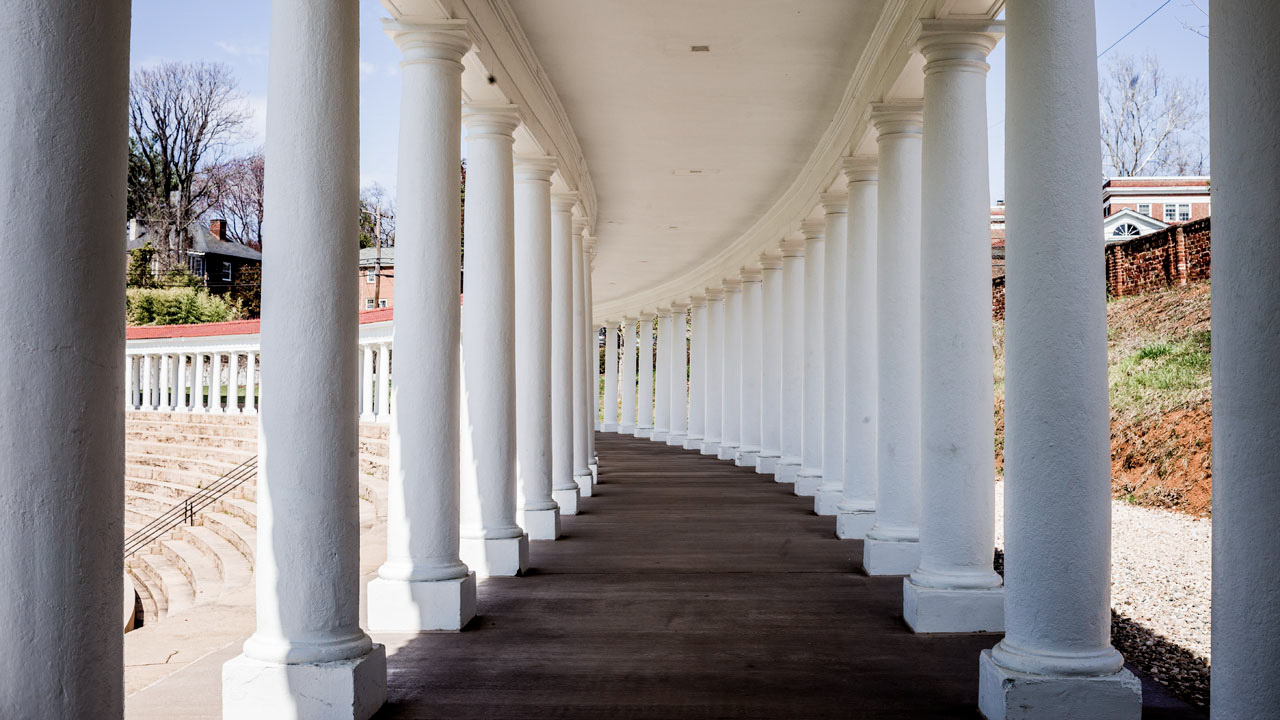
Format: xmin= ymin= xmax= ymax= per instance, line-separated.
xmin=1110 ymin=330 xmax=1211 ymax=421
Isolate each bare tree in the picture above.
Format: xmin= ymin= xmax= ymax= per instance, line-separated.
xmin=1099 ymin=54 xmax=1207 ymax=177
xmin=359 ymin=183 xmax=396 ymax=249
xmin=1178 ymin=0 xmax=1208 ymax=39
xmin=210 ymin=150 xmax=265 ymax=247
xmin=129 ymin=61 xmax=249 ymax=270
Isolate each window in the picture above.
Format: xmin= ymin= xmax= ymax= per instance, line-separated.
xmin=367 ymin=269 xmax=376 ymax=284
xmin=221 ymin=261 xmax=233 ymax=282
xmin=1137 ymin=203 xmax=1151 ymax=216
xmin=1164 ymin=204 xmax=1178 ymax=222
xmin=1178 ymin=203 xmax=1191 ymax=222
xmin=378 ymin=299 xmax=388 ymax=308
xmin=1112 ymin=223 xmax=1141 ymax=238
xmin=187 ymin=253 xmax=205 ymax=278
xmin=365 ymin=298 xmax=375 ymax=309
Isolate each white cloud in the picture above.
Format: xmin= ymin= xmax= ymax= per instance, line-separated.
xmin=216 ymin=40 xmax=267 ymax=63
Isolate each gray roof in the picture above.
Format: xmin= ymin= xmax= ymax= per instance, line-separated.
xmin=127 ymin=220 xmax=262 ymax=261
xmin=359 ymin=246 xmax=394 ymax=267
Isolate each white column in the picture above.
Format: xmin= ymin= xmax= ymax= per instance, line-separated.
xmin=667 ymin=302 xmax=689 ymax=446
xmin=1211 ymin=3 xmax=1280 ymax=717
xmin=360 ymin=343 xmax=375 ymax=421
xmin=736 ymin=269 xmax=762 ymax=467
xmin=244 ymin=352 xmax=257 ymax=416
xmin=603 ymin=323 xmax=619 ymax=431
xmin=126 ymin=355 xmax=139 ymax=411
xmin=717 ymin=278 xmax=743 ymax=461
xmin=141 ymin=354 xmax=154 ymax=410
xmin=700 ymin=289 xmax=724 ymax=455
xmin=224 ymin=0 xmax=387 ymax=714
xmin=862 ymin=103 xmax=925 ymax=575
xmin=365 ymin=20 xmax=476 ymax=635
xmin=570 ymin=219 xmax=593 ymax=495
xmin=550 ymin=191 xmax=582 ymax=514
xmin=905 ymin=22 xmax=1004 ymax=634
xmin=815 ymin=192 xmax=848 ymax=514
xmin=160 ymin=354 xmax=173 ymax=410
xmin=229 ymin=352 xmax=243 ymax=414
xmin=458 ymin=103 xmax=527 ymax=577
xmin=584 ymin=242 xmax=598 ymax=478
xmin=837 ymin=157 xmax=879 ymax=538
xmin=776 ymin=236 xmax=805 ymax=483
xmin=593 ymin=324 xmax=604 ymax=432
xmin=685 ymin=296 xmax=707 ymax=450
xmin=514 ymin=155 xmax=560 ymax=540
xmin=0 ymin=1 xmax=128 ymax=712
xmin=372 ymin=345 xmax=387 ymax=420
xmin=210 ymin=352 xmax=223 ymax=413
xmin=193 ymin=353 xmax=207 ymax=413
xmin=756 ymin=253 xmax=783 ymax=474
xmin=795 ymin=220 xmax=825 ymax=495
xmin=619 ymin=317 xmax=637 ymax=435
xmin=636 ymin=312 xmax=655 ymax=437
xmin=979 ymin=3 xmax=1141 ymax=715
xmin=651 ymin=307 xmax=672 ymax=442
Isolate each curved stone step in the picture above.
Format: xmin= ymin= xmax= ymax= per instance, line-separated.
xmin=127 ymin=549 xmax=194 ymax=618
xmin=126 ymin=566 xmax=160 ymax=625
xmin=127 ymin=439 xmax=255 ymax=463
xmin=199 ymin=512 xmax=256 ymax=568
xmin=177 ymin=524 xmax=253 ymax=591
xmin=156 ymin=538 xmax=221 ymax=606
xmin=126 ymin=452 xmax=243 ymax=478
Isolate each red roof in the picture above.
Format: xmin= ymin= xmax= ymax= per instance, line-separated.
xmin=126 ymin=307 xmax=394 ymax=340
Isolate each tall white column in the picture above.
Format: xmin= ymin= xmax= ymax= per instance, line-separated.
xmin=1211 ymin=3 xmax=1280 ymax=716
xmin=905 ymin=22 xmax=1004 ymax=634
xmin=160 ymin=354 xmax=173 ymax=410
xmin=651 ymin=307 xmax=672 ymax=442
xmin=717 ymin=279 xmax=743 ymax=461
xmin=795 ymin=219 xmax=825 ymax=496
xmin=685 ymin=296 xmax=707 ymax=450
xmin=636 ymin=312 xmax=655 ymax=438
xmin=756 ymin=253 xmax=783 ymax=474
xmin=603 ymin=323 xmax=619 ymax=431
xmin=667 ymin=302 xmax=689 ymax=446
xmin=373 ymin=345 xmax=388 ymax=420
xmin=194 ymin=353 xmax=207 ymax=413
xmin=979 ymin=3 xmax=1141 ymax=716
xmin=127 ymin=355 xmax=140 ymax=411
xmin=620 ymin=317 xmax=637 ymax=435
xmin=700 ymin=289 xmax=724 ymax=455
xmin=815 ymin=192 xmax=848 ymax=514
xmin=571 ymin=220 xmax=593 ymax=496
xmin=224 ymin=1 xmax=387 ymax=715
xmin=0 ymin=2 xmax=128 ymax=713
xmin=513 ymin=156 xmax=560 ymax=540
xmin=549 ymin=191 xmax=582 ymax=514
xmin=837 ymin=157 xmax=879 ymax=539
xmin=862 ymin=103 xmax=925 ymax=575
xmin=584 ymin=243 xmax=598 ymax=479
xmin=736 ymin=269 xmax=763 ymax=467
xmin=776 ymin=236 xmax=805 ymax=483
xmin=458 ymin=104 xmax=527 ymax=577
xmin=360 ymin=343 xmax=376 ymax=421
xmin=365 ymin=20 xmax=476 ymax=635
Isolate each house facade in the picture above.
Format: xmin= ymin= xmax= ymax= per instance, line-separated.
xmin=358 ymin=246 xmax=395 ymax=309
xmin=127 ymin=218 xmax=263 ymax=292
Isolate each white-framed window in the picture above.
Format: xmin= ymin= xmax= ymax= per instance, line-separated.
xmin=1178 ymin=203 xmax=1191 ymax=222
xmin=1137 ymin=203 xmax=1151 ymax=216
xmin=1112 ymin=223 xmax=1141 ymax=238
xmin=365 ymin=298 xmax=375 ymax=309
xmin=221 ymin=261 xmax=233 ymax=282
xmin=1163 ymin=204 xmax=1177 ymax=222
xmin=366 ymin=269 xmax=376 ymax=284
xmin=378 ymin=299 xmax=388 ymax=308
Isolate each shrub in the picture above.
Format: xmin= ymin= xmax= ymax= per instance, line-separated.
xmin=126 ymin=287 xmax=244 ymax=326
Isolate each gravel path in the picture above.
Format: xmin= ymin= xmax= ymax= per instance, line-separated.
xmin=993 ymin=481 xmax=1211 ymax=707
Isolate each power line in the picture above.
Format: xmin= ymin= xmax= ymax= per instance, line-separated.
xmin=1098 ymin=0 xmax=1173 ymax=59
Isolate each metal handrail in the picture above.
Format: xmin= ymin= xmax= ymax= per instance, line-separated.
xmin=123 ymin=455 xmax=258 ymax=558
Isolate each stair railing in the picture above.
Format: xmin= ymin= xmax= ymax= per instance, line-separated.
xmin=123 ymin=456 xmax=258 ymax=559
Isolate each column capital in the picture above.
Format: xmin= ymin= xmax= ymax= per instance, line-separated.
xmin=759 ymin=251 xmax=783 ymax=270
xmin=669 ymin=300 xmax=690 ymax=313
xmin=656 ymin=306 xmax=673 ymax=318
xmin=551 ymin=190 xmax=580 ymax=212
xmin=621 ymin=315 xmax=636 ymax=324
xmin=871 ymin=101 xmax=924 ymax=138
xmin=722 ymin=278 xmax=743 ymax=293
xmin=704 ymin=287 xmax=725 ymax=301
xmin=514 ymin=154 xmax=559 ymax=182
xmin=637 ymin=311 xmax=655 ymax=322
xmin=820 ymin=191 xmax=849 ymax=215
xmin=842 ymin=155 xmax=878 ymax=184
xmin=801 ymin=218 xmax=826 ymax=241
xmin=462 ymin=103 xmax=521 ymax=139
xmin=918 ymin=19 xmax=1003 ymax=71
xmin=779 ymin=233 xmax=806 ymax=257
xmin=689 ymin=294 xmax=707 ymax=307
xmin=740 ymin=266 xmax=764 ymax=283
xmin=383 ymin=19 xmax=472 ymax=65
xmin=572 ymin=215 xmax=590 ymax=236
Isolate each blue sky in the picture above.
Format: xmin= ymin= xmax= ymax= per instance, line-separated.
xmin=129 ymin=0 xmax=1210 ymax=206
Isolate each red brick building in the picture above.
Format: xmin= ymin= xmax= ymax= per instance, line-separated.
xmin=359 ymin=246 xmax=395 ymax=310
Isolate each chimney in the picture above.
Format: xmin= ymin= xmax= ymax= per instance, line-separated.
xmin=210 ymin=219 xmax=226 ymax=242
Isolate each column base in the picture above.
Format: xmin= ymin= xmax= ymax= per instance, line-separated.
xmin=360 ymin=413 xmax=375 ymax=424
xmin=460 ymin=534 xmax=529 ymax=577
xmin=716 ymin=444 xmax=739 ymax=461
xmin=862 ymin=535 xmax=920 ymax=576
xmin=700 ymin=440 xmax=720 ymax=455
xmin=603 ymin=422 xmax=618 ymax=432
xmin=366 ymin=573 xmax=476 ymax=632
xmin=589 ymin=463 xmax=598 ymax=487
xmin=620 ymin=423 xmax=635 ymax=435
xmin=594 ymin=420 xmax=602 ymax=431
xmin=836 ymin=509 xmax=876 ymax=539
xmin=735 ymin=449 xmax=759 ymax=468
xmin=635 ymin=427 xmax=652 ymax=438
xmin=813 ymin=489 xmax=842 ymax=516
xmin=651 ymin=429 xmax=669 ymax=442
xmin=553 ymin=486 xmax=580 ymax=516
xmin=575 ymin=471 xmax=593 ymax=497
xmin=903 ymin=577 xmax=1004 ymax=633
xmin=775 ymin=460 xmax=800 ymax=484
xmin=755 ymin=453 xmax=780 ymax=475
xmin=666 ymin=432 xmax=687 ymax=447
xmin=978 ymin=650 xmax=1142 ymax=720
xmin=794 ymin=470 xmax=822 ymax=496
xmin=222 ymin=646 xmax=387 ymax=720
xmin=683 ymin=435 xmax=703 ymax=451
xmin=524 ymin=507 xmax=560 ymax=540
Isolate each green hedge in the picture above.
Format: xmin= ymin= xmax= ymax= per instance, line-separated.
xmin=126 ymin=287 xmax=245 ymax=326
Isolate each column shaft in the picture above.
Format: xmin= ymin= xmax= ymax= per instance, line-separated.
xmin=361 ymin=343 xmax=375 ymax=420
xmin=373 ymin=344 xmax=388 ymax=419
xmin=815 ymin=193 xmax=848 ymax=514
xmin=637 ymin=314 xmax=655 ymax=436
xmin=549 ymin=193 xmax=582 ymax=514
xmin=796 ymin=222 xmax=825 ymax=495
xmin=571 ymin=226 xmax=592 ymax=493
xmin=686 ymin=299 xmax=706 ymax=449
xmin=603 ymin=324 xmax=619 ymax=431
xmin=210 ymin=352 xmax=222 ymax=412
xmin=757 ymin=257 xmax=783 ymax=474
xmin=737 ymin=272 xmax=763 ymax=466
xmin=667 ymin=305 xmax=689 ymax=446
xmin=700 ymin=291 xmax=724 ymax=454
xmin=194 ymin=353 xmax=206 ymax=412
xmin=652 ymin=310 xmax=671 ymax=441
xmin=777 ymin=239 xmax=805 ymax=483
xmin=717 ymin=281 xmax=743 ymax=460
xmin=620 ymin=318 xmax=637 ymax=434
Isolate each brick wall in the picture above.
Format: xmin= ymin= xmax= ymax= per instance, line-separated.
xmin=991 ymin=217 xmax=1210 ymax=320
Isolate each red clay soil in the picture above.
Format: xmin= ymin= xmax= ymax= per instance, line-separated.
xmin=1112 ymin=406 xmax=1213 ymax=516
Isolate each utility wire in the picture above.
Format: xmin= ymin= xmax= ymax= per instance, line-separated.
xmin=1098 ymin=0 xmax=1173 ymax=59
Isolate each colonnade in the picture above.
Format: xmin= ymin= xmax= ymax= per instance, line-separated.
xmin=126 ymin=350 xmax=261 ymax=415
